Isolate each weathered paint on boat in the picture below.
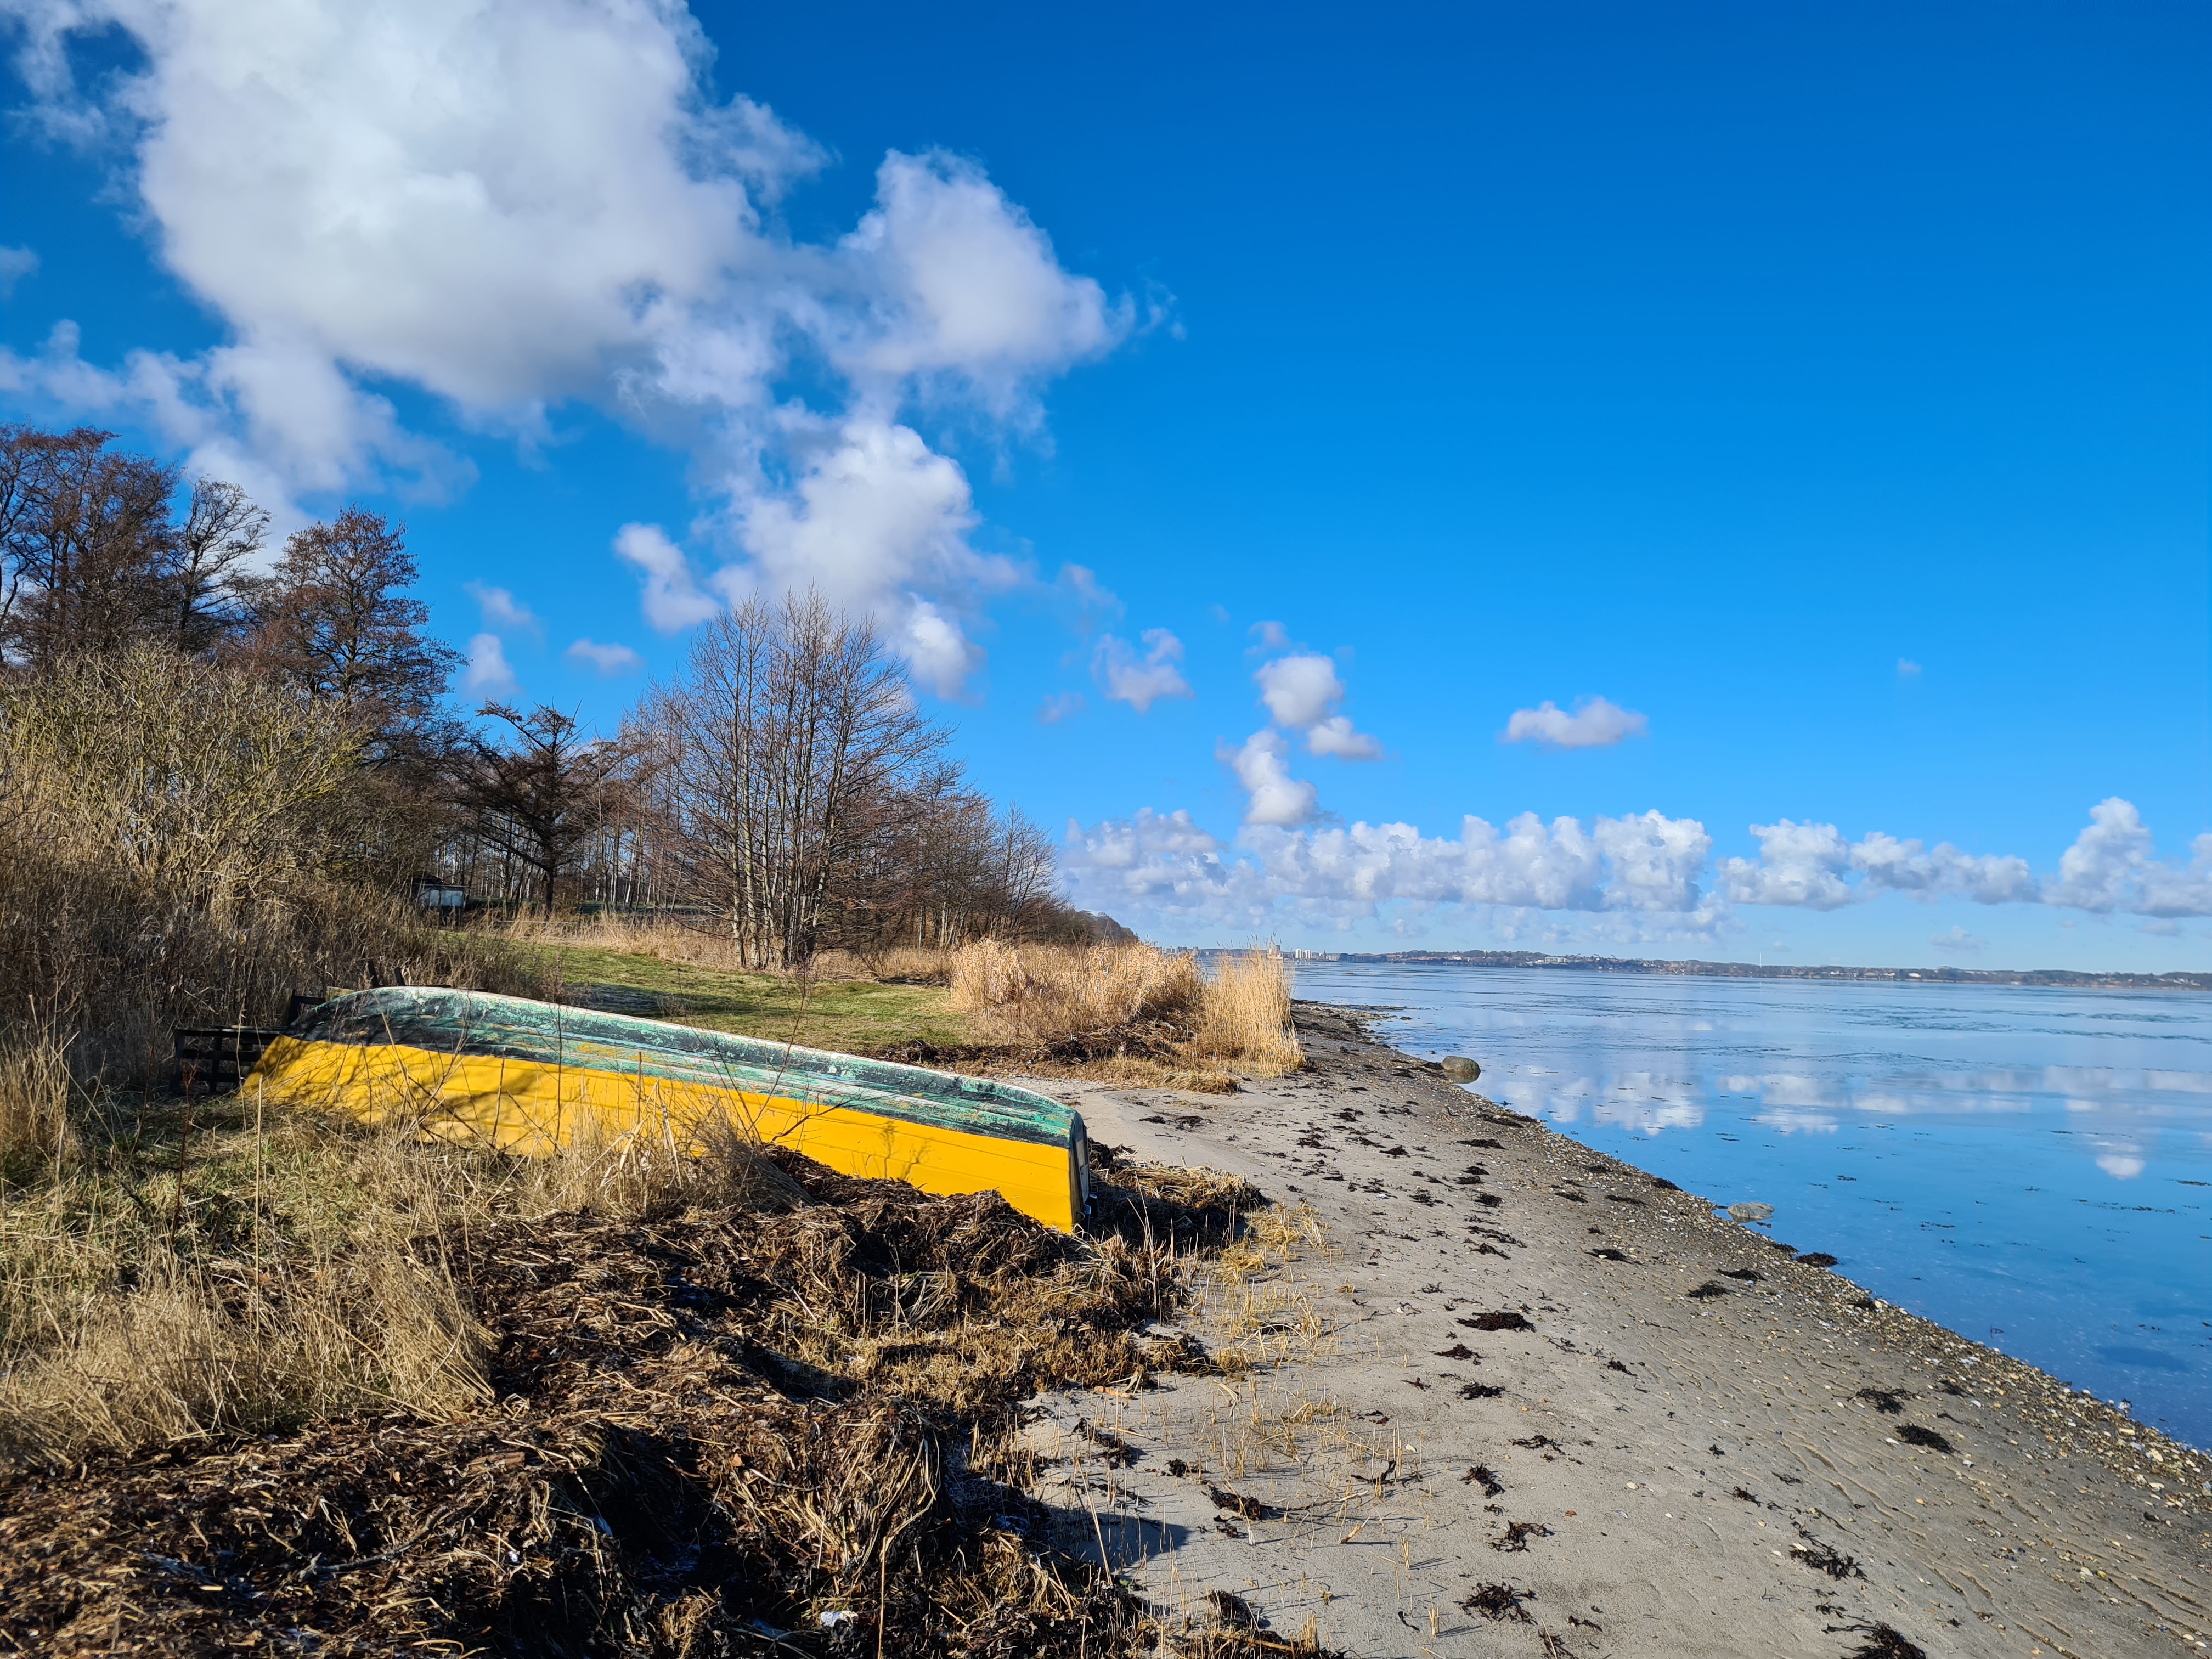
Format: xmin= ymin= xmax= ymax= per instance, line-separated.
xmin=246 ymin=988 xmax=1090 ymax=1231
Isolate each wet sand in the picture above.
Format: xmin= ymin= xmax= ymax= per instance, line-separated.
xmin=1019 ymin=1002 xmax=2211 ymax=1657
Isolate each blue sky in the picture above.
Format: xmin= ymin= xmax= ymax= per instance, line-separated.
xmin=2 ymin=1 xmax=2205 ymax=969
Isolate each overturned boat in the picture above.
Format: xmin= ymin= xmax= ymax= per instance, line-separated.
xmin=246 ymin=987 xmax=1090 ymax=1231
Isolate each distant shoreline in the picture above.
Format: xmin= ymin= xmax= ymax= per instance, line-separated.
xmin=1286 ymin=946 xmax=2209 ymax=992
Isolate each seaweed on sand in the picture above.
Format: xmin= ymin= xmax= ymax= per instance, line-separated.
xmin=1895 ymin=1424 xmax=1954 ymax=1454
xmin=1791 ymin=1531 xmax=1864 ymax=1580
xmin=1827 ymin=1620 xmax=1928 ymax=1658
xmin=1205 ymin=1484 xmax=1278 ymax=1521
xmin=1855 ymin=1387 xmax=1909 ymax=1414
xmin=1459 ymin=1310 xmax=1533 ymax=1331
xmin=0 ymin=1146 xmax=1206 ymax=1657
xmin=1087 ymin=1141 xmax=1263 ymax=1250
xmin=1462 ymin=1583 xmax=1535 ymax=1622
xmin=1491 ymin=1520 xmax=1553 ymax=1553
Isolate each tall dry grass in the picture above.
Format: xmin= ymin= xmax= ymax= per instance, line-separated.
xmin=946 ymin=939 xmax=1301 ymax=1076
xmin=500 ymin=911 xmax=962 ymax=988
xmin=499 ymin=909 xmax=749 ymax=971
xmin=0 ymin=1050 xmax=797 ymax=1471
xmin=949 ymin=938 xmax=1204 ymax=1039
xmin=1 ymin=1095 xmax=486 ymax=1467
xmin=1192 ymin=946 xmax=1302 ymax=1074
xmin=0 ymin=1032 xmax=78 ymax=1180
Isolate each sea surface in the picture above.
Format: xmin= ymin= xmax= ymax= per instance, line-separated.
xmin=1294 ymin=962 xmax=2212 ymax=1447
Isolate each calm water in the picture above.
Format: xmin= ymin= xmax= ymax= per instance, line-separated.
xmin=1295 ymin=963 xmax=2212 ymax=1447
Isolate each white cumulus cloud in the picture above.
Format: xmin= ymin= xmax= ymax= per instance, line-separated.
xmin=567 ymin=637 xmax=642 ymax=675
xmin=1093 ymin=629 xmax=1192 ymax=714
xmin=2044 ymin=797 xmax=2212 ymax=918
xmin=0 ymin=0 xmax=1132 ymax=692
xmin=461 ymin=631 xmax=517 ymax=698
xmin=1252 ymin=652 xmax=1382 ymax=759
xmin=0 ymin=245 xmax=36 ymax=296
xmin=1061 ymin=806 xmax=1717 ymax=929
xmin=1254 ymin=653 xmax=1341 ymax=729
xmin=1718 ymin=820 xmax=1855 ymax=910
xmin=1218 ymin=730 xmax=1317 ymax=827
xmin=1501 ymin=696 xmax=1649 ymax=749
xmin=1715 ymin=798 xmax=2202 ymax=917
xmin=465 ymin=580 xmax=539 ymax=637
xmin=613 ymin=522 xmax=721 ymax=634
xmin=1850 ymin=832 xmax=2034 ymax=904
xmin=827 ymin=151 xmax=1128 ymax=420
xmin=1304 ymin=715 xmax=1384 ymax=760
xmin=1063 ymin=789 xmax=2208 ymax=939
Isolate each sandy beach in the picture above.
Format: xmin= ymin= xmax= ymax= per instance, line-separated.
xmin=1020 ymin=1002 xmax=2210 ymax=1658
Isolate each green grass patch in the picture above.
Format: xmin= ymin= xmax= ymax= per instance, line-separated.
xmin=524 ymin=944 xmax=969 ymax=1056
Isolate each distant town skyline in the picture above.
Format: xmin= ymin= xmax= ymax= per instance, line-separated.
xmin=1 ymin=0 xmax=2203 ymax=969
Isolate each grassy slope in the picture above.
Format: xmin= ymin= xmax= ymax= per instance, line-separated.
xmin=526 ymin=943 xmax=969 ymax=1055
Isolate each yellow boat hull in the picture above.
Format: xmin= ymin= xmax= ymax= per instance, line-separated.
xmin=247 ymin=990 xmax=1088 ymax=1232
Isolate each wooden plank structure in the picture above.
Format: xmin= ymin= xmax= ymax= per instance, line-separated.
xmin=172 ymin=1026 xmax=286 ymax=1096
xmin=246 ymin=987 xmax=1092 ymax=1232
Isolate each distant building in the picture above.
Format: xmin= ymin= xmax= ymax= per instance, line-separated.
xmin=413 ymin=877 xmax=466 ymax=913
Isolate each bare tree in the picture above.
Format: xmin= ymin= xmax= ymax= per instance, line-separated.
xmin=239 ymin=505 xmax=460 ymax=761
xmin=0 ymin=424 xmax=279 ymax=670
xmin=461 ymin=703 xmax=628 ymax=917
xmin=0 ymin=426 xmax=179 ymax=669
xmin=651 ymin=591 xmax=954 ymax=966
xmin=170 ymin=477 xmax=268 ymax=654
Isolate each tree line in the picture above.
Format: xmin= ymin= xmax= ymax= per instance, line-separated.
xmin=0 ymin=423 xmax=1099 ymax=962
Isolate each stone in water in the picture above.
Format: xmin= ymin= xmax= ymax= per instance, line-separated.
xmin=1728 ymin=1201 xmax=1775 ymax=1222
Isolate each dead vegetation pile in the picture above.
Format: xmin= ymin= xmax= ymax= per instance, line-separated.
xmin=0 ymin=1126 xmax=1265 ymax=1657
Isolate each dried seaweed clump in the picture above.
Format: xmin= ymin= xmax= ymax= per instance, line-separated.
xmin=0 ymin=1147 xmax=1210 ymax=1658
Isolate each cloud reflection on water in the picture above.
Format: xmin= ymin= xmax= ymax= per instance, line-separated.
xmin=1298 ymin=963 xmax=2212 ymax=1444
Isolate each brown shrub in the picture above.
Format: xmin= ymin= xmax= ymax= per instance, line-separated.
xmin=0 ymin=649 xmax=544 ymax=1087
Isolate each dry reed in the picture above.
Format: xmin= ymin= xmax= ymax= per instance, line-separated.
xmin=950 ymin=938 xmax=1203 ymax=1039
xmin=1192 ymin=946 xmax=1302 ymax=1075
xmin=944 ymin=938 xmax=1301 ymax=1076
xmin=0 ymin=1031 xmax=77 ymax=1179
